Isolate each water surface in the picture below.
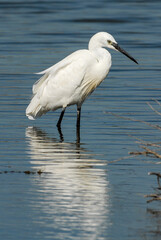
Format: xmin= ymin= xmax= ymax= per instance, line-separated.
xmin=0 ymin=1 xmax=161 ymax=239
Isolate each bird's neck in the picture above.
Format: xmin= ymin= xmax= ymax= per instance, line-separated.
xmin=88 ymin=38 xmax=102 ymax=51
xmin=88 ymin=39 xmax=111 ymax=61
xmin=89 ymin=47 xmax=111 ymax=63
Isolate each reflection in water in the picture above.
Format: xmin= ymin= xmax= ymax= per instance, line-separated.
xmin=25 ymin=127 xmax=111 ymax=239
xmin=145 ymin=209 xmax=161 ymax=238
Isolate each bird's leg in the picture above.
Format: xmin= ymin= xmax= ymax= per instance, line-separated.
xmin=57 ymin=108 xmax=66 ymax=128
xmin=57 ymin=126 xmax=64 ymax=142
xmin=76 ymin=106 xmax=81 ymax=143
xmin=77 ymin=106 xmax=81 ymax=129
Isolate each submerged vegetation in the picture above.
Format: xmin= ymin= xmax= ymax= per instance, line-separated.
xmin=108 ymin=99 xmax=161 ymax=203
xmin=0 ymin=169 xmax=45 ymax=175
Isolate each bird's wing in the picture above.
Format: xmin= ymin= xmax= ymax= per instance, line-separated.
xmin=32 ymin=50 xmax=89 ymax=95
xmin=32 ymin=50 xmax=95 ymax=109
xmin=33 ymin=57 xmax=72 ymax=95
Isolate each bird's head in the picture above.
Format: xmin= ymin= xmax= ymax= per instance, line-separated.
xmin=89 ymin=32 xmax=138 ymax=64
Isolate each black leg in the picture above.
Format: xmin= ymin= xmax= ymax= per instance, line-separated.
xmin=57 ymin=108 xmax=66 ymax=128
xmin=76 ymin=107 xmax=81 ymax=129
xmin=76 ymin=107 xmax=81 ymax=143
xmin=57 ymin=125 xmax=64 ymax=142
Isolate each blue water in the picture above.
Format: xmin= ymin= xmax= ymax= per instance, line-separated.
xmin=0 ymin=0 xmax=161 ymax=239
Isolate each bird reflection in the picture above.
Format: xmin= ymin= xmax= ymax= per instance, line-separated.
xmin=26 ymin=126 xmax=88 ymax=161
xmin=25 ymin=127 xmax=111 ymax=238
xmin=57 ymin=124 xmax=80 ymax=144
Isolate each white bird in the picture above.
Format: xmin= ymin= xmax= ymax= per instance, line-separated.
xmin=26 ymin=32 xmax=138 ymax=130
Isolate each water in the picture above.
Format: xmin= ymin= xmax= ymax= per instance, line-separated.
xmin=0 ymin=0 xmax=161 ymax=239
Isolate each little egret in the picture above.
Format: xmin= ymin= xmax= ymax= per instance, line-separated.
xmin=26 ymin=32 xmax=138 ymax=130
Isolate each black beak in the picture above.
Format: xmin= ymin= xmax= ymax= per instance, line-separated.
xmin=112 ymin=42 xmax=138 ymax=64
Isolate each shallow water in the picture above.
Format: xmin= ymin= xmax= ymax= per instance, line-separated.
xmin=1 ymin=0 xmax=161 ymax=239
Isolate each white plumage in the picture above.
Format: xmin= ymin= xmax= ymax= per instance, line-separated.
xmin=26 ymin=32 xmax=137 ymax=128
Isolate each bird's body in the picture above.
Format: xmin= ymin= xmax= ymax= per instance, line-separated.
xmin=26 ymin=32 xmax=137 ymax=129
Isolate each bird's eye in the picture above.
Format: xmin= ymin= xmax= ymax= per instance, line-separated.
xmin=107 ymin=40 xmax=112 ymax=44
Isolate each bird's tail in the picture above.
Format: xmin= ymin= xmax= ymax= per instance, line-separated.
xmin=26 ymin=95 xmax=47 ymax=120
